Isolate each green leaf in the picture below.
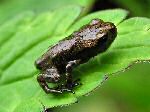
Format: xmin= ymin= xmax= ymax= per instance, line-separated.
xmin=0 ymin=7 xmax=128 ymax=111
xmin=14 ymin=99 xmax=42 ymax=112
xmin=0 ymin=0 xmax=95 ymax=24
xmin=0 ymin=11 xmax=34 ymax=45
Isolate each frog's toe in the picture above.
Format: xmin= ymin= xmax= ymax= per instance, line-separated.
xmin=55 ymin=79 xmax=81 ymax=93
xmin=66 ymin=79 xmax=82 ymax=88
xmin=72 ymin=79 xmax=82 ymax=87
xmin=60 ymin=88 xmax=75 ymax=94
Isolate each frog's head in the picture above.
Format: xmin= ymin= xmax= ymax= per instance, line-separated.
xmin=90 ymin=19 xmax=117 ymax=50
xmin=90 ymin=19 xmax=117 ymax=40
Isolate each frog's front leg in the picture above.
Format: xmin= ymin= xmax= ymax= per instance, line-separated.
xmin=56 ymin=60 xmax=81 ymax=93
xmin=37 ymin=67 xmax=62 ymax=94
xmin=65 ymin=60 xmax=81 ymax=90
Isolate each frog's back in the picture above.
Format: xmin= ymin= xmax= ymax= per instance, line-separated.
xmin=49 ymin=19 xmax=111 ymax=63
xmin=49 ymin=33 xmax=99 ymax=65
xmin=48 ymin=37 xmax=76 ymax=58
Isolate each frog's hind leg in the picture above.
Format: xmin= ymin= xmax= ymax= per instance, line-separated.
xmin=37 ymin=67 xmax=62 ymax=94
xmin=37 ymin=75 xmax=62 ymax=93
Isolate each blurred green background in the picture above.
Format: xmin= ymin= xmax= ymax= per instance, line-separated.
xmin=0 ymin=0 xmax=150 ymax=112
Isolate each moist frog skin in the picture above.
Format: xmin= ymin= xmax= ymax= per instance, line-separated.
xmin=35 ymin=19 xmax=117 ymax=94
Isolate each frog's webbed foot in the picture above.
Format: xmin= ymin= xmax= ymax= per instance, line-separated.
xmin=66 ymin=79 xmax=81 ymax=89
xmin=56 ymin=79 xmax=81 ymax=94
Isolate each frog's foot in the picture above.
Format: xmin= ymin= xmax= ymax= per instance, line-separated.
xmin=66 ymin=79 xmax=81 ymax=89
xmin=56 ymin=79 xmax=81 ymax=93
xmin=55 ymin=84 xmax=73 ymax=93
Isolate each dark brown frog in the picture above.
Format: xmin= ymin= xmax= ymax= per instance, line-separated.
xmin=35 ymin=19 xmax=117 ymax=94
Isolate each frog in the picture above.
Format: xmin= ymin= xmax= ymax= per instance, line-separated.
xmin=35 ymin=18 xmax=117 ymax=94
